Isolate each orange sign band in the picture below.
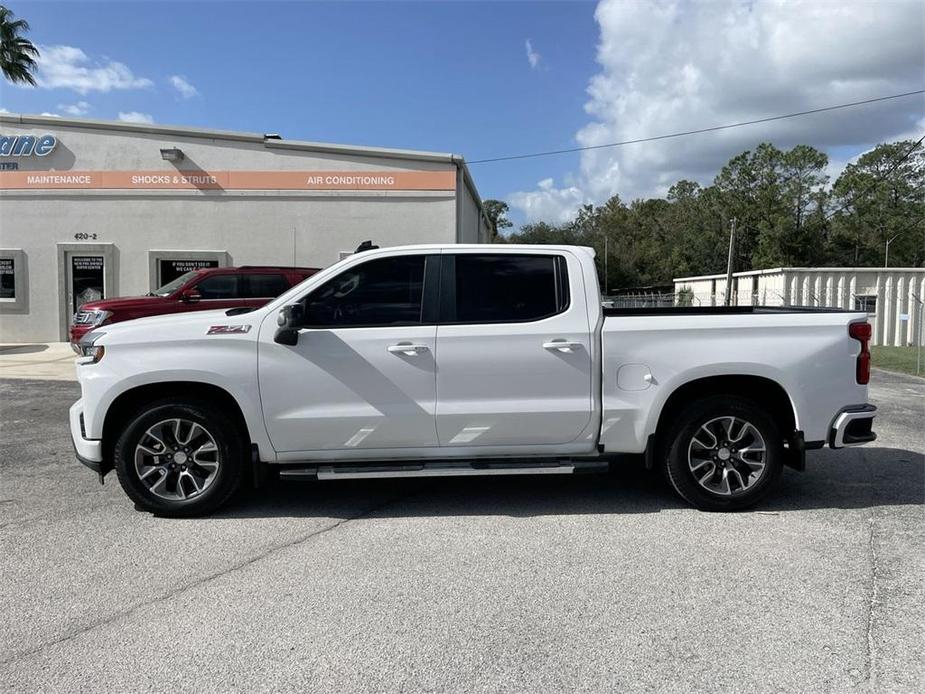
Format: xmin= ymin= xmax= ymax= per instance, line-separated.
xmin=0 ymin=170 xmax=457 ymax=191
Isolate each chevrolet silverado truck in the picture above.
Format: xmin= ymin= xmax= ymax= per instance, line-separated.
xmin=70 ymin=244 xmax=877 ymax=516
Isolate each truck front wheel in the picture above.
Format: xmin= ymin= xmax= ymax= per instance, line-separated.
xmin=663 ymin=395 xmax=784 ymax=511
xmin=114 ymin=398 xmax=245 ymax=517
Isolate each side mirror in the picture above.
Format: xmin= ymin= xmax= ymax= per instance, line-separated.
xmin=274 ymin=304 xmax=305 ymax=345
xmin=180 ymin=288 xmax=201 ymax=303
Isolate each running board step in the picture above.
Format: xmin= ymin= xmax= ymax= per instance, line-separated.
xmin=278 ymin=460 xmax=608 ymax=481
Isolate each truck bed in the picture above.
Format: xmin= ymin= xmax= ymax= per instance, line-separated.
xmin=599 ymin=306 xmax=869 ymax=454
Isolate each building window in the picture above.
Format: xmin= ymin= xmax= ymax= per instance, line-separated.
xmin=70 ymin=255 xmax=106 ymax=313
xmin=158 ymin=258 xmax=220 ymax=286
xmin=854 ymin=295 xmax=877 ymax=313
xmin=148 ymin=251 xmax=229 ymax=292
xmin=0 ymin=257 xmax=14 ymax=300
xmin=0 ymin=249 xmax=27 ymax=313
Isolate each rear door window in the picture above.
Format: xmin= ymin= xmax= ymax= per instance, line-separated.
xmin=243 ymin=274 xmax=289 ymax=298
xmin=446 ymin=254 xmax=568 ymax=323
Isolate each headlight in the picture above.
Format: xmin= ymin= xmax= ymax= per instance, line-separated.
xmin=72 ymin=309 xmax=112 ymax=327
xmin=76 ymin=338 xmax=105 ymax=365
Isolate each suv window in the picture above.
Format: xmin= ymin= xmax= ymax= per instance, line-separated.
xmin=305 ymin=255 xmax=425 ymax=327
xmin=194 ymin=274 xmax=239 ymax=299
xmin=243 ymin=273 xmax=289 ymax=298
xmin=449 ymin=254 xmax=568 ymax=323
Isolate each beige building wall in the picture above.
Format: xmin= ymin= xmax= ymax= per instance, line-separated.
xmin=0 ymin=115 xmax=487 ymax=342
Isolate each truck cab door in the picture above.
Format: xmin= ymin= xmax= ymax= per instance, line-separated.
xmin=435 ymin=251 xmax=594 ymax=448
xmin=258 ymin=253 xmax=440 ymax=455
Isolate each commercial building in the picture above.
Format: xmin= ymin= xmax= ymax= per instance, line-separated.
xmin=0 ymin=114 xmax=490 ymax=342
xmin=674 ymin=267 xmax=925 ymax=346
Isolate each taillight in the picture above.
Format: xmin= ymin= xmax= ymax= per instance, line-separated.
xmin=849 ymin=322 xmax=871 ymax=385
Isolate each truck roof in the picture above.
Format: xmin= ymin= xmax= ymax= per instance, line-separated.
xmin=355 ymin=243 xmax=597 ymax=255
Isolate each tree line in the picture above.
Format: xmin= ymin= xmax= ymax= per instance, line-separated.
xmin=484 ymin=140 xmax=923 ymax=292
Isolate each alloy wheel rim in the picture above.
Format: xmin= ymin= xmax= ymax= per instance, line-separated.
xmin=134 ymin=418 xmax=220 ymax=501
xmin=687 ymin=416 xmax=767 ymax=496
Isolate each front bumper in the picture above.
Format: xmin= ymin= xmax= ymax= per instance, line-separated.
xmin=829 ymin=404 xmax=877 ymax=448
xmin=69 ymin=399 xmax=103 ymax=467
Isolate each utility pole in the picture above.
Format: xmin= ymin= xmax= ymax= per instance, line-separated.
xmin=884 ymin=232 xmax=902 ymax=268
xmin=723 ymin=218 xmax=737 ymax=306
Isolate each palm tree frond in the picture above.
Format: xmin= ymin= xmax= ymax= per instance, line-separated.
xmin=0 ymin=4 xmax=40 ymax=86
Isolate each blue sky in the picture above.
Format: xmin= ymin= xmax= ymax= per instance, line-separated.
xmin=1 ymin=0 xmax=598 ymax=224
xmin=2 ymin=1 xmax=923 ymax=227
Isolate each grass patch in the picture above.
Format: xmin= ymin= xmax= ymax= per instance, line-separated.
xmin=871 ymin=345 xmax=924 ymax=377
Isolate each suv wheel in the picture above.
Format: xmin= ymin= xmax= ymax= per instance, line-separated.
xmin=663 ymin=395 xmax=784 ymax=511
xmin=114 ymin=398 xmax=245 ymax=517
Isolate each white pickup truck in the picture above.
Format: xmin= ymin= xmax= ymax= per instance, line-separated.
xmin=70 ymin=244 xmax=877 ymax=516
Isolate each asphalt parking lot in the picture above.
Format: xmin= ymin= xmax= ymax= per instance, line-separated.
xmin=0 ymin=370 xmax=922 ymax=693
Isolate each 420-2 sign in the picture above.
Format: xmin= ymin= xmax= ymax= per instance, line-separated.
xmin=74 ymin=233 xmax=99 ymax=241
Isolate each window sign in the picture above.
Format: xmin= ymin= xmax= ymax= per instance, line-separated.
xmin=0 ymin=258 xmax=14 ymax=299
xmin=158 ymin=258 xmax=219 ymax=286
xmin=71 ymin=256 xmax=105 ymax=313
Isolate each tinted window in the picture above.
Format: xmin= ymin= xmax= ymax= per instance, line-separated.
xmin=244 ymin=274 xmax=289 ymax=298
xmin=195 ymin=275 xmax=239 ymax=299
xmin=451 ymin=254 xmax=566 ymax=323
xmin=305 ymin=255 xmax=425 ymax=327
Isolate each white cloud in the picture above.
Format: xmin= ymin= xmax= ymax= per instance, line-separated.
xmin=117 ymin=111 xmax=154 ymax=124
xmin=40 ymin=112 xmax=61 ymax=117
xmin=508 ymin=178 xmax=588 ymax=225
xmin=34 ymin=45 xmax=153 ymax=94
xmin=169 ymin=75 xmax=199 ymax=99
xmin=509 ymin=0 xmax=925 ymax=223
xmin=525 ymin=39 xmax=541 ymax=69
xmin=58 ymin=100 xmax=91 ymax=116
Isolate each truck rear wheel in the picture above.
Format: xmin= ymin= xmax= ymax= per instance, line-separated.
xmin=662 ymin=395 xmax=783 ymax=511
xmin=114 ymin=398 xmax=245 ymax=517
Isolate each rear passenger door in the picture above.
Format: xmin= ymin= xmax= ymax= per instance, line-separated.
xmin=435 ymin=251 xmax=593 ymax=448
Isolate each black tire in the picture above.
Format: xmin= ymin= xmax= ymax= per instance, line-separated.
xmin=114 ymin=398 xmax=246 ymax=517
xmin=662 ymin=394 xmax=784 ymax=511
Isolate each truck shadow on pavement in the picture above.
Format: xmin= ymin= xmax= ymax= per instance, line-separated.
xmin=217 ymin=446 xmax=924 ymax=519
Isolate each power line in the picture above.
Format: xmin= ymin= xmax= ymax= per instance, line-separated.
xmin=467 ymin=90 xmax=925 ymax=164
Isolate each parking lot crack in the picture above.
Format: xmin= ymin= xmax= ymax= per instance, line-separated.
xmin=0 ymin=489 xmax=418 ymax=667
xmin=861 ymin=461 xmax=881 ymax=691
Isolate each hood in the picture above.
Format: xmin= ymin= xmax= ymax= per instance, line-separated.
xmin=78 ymin=295 xmax=170 ymax=312
xmin=89 ymin=307 xmax=265 ymax=346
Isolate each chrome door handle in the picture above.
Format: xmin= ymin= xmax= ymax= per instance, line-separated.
xmin=388 ymin=343 xmax=429 ymax=356
xmin=543 ymin=340 xmax=582 ymax=352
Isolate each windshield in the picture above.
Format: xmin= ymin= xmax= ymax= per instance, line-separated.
xmin=152 ymin=271 xmax=199 ymax=297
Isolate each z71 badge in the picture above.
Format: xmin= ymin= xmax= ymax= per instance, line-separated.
xmin=206 ymin=325 xmax=252 ymax=335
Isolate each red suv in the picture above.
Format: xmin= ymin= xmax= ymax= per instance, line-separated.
xmin=70 ymin=265 xmax=319 ymax=346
